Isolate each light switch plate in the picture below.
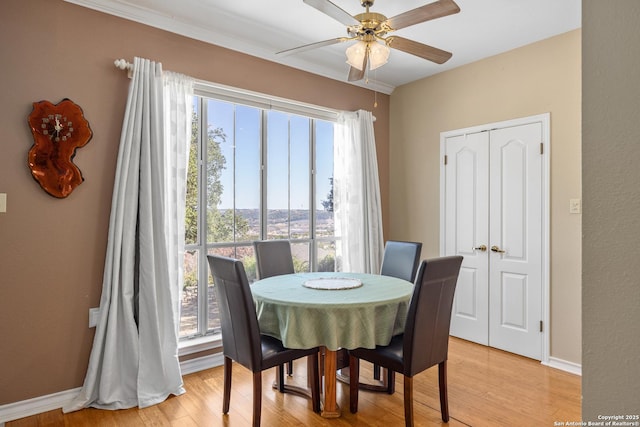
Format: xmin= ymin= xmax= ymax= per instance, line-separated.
xmin=0 ymin=193 xmax=6 ymax=213
xmin=569 ymin=198 xmax=581 ymax=214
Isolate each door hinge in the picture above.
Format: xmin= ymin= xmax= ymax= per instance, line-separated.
xmin=540 ymin=143 xmax=544 ymax=155
xmin=444 ymin=155 xmax=448 ymax=165
xmin=539 ymin=320 xmax=543 ymax=332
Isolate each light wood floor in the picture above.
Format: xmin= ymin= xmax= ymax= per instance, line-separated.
xmin=8 ymin=338 xmax=581 ymax=426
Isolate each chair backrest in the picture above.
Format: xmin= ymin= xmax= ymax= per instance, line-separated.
xmin=403 ymin=256 xmax=463 ymax=377
xmin=207 ymin=255 xmax=263 ymax=372
xmin=253 ymin=240 xmax=295 ymax=279
xmin=380 ymin=240 xmax=423 ymax=283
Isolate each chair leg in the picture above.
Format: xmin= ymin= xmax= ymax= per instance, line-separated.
xmin=251 ymin=372 xmax=262 ymax=427
xmin=373 ymin=363 xmax=381 ymax=380
xmin=308 ymin=351 xmax=321 ymax=413
xmin=438 ymin=361 xmax=450 ymax=422
xmin=387 ymin=369 xmax=396 ymax=394
xmin=349 ymin=354 xmax=360 ymax=413
xmin=287 ymin=360 xmax=293 ymax=376
xmin=223 ymin=357 xmax=232 ymax=414
xmin=403 ymin=375 xmax=414 ymax=427
xmin=276 ymin=364 xmax=285 ymax=393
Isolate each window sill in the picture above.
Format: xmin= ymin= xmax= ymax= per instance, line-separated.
xmin=178 ymin=333 xmax=222 ymax=357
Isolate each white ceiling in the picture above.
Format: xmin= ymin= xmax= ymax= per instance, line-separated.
xmin=66 ymin=0 xmax=581 ymax=94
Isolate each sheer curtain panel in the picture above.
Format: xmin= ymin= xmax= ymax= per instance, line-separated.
xmin=334 ymin=110 xmax=384 ymax=273
xmin=64 ymin=57 xmax=192 ymax=412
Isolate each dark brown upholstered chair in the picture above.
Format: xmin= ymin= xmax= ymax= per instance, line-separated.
xmin=253 ymin=239 xmax=296 ymax=375
xmin=207 ymin=255 xmax=320 ymax=427
xmin=380 ymin=240 xmax=423 ymax=283
xmin=336 ymin=241 xmax=424 ymax=389
xmin=253 ymin=239 xmax=295 ymax=280
xmin=348 ymin=256 xmax=463 ymax=425
xmin=373 ymin=240 xmax=423 ymax=382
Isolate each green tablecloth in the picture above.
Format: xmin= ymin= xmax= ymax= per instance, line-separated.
xmin=251 ymin=272 xmax=414 ymax=351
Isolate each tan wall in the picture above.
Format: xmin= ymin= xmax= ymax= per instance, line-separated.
xmin=582 ymin=0 xmax=640 ymax=419
xmin=389 ymin=30 xmax=582 ymax=364
xmin=0 ymin=0 xmax=389 ymax=405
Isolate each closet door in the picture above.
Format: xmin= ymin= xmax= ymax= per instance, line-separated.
xmin=445 ymin=131 xmax=490 ymax=345
xmin=443 ymin=118 xmax=544 ymax=360
xmin=488 ymin=123 xmax=543 ymax=360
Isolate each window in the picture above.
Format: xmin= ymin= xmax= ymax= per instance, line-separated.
xmin=180 ymin=86 xmax=337 ymax=340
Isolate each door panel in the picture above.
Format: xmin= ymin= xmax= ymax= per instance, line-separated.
xmin=489 ymin=124 xmax=542 ymax=360
xmin=445 ymin=132 xmax=489 ymax=345
xmin=500 ymin=272 xmax=527 ymax=330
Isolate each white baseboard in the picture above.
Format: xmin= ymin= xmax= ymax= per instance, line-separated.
xmin=0 ymin=354 xmax=224 ymax=424
xmin=180 ymin=352 xmax=224 ymax=375
xmin=0 ymin=387 xmax=81 ymax=424
xmin=543 ymin=356 xmax=582 ymax=376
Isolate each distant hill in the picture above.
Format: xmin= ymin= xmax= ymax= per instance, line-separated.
xmin=234 ymin=208 xmax=333 ymax=224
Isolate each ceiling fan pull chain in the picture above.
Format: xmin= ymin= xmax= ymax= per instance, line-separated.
xmin=373 ymin=69 xmax=378 ymax=108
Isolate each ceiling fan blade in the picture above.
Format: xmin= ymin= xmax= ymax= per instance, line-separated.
xmin=347 ymin=66 xmax=365 ymax=81
xmin=386 ymin=36 xmax=452 ymax=64
xmin=385 ymin=0 xmax=460 ymax=31
xmin=347 ymin=52 xmax=368 ymax=81
xmin=303 ymin=0 xmax=359 ymax=27
xmin=277 ymin=37 xmax=348 ymax=56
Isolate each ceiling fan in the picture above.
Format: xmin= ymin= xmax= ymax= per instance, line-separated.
xmin=277 ymin=0 xmax=461 ymax=82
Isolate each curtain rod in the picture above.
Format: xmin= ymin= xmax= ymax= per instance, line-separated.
xmin=114 ymin=58 xmax=369 ymax=121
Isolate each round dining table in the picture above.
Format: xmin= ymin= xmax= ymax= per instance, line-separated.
xmin=251 ymin=271 xmax=414 ymax=418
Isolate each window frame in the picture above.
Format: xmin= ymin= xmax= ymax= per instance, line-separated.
xmin=179 ymin=81 xmax=339 ymax=353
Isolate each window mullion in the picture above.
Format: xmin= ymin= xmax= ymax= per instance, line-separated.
xmin=260 ymin=110 xmax=268 ymax=240
xmin=288 ymin=118 xmax=292 ymax=239
xmin=232 ymin=106 xmax=237 ymax=248
xmin=198 ymin=98 xmax=209 ymax=336
xmin=310 ymin=119 xmax=317 ymax=271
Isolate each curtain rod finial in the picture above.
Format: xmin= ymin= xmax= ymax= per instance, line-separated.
xmin=114 ymin=59 xmax=133 ymax=78
xmin=114 ymin=59 xmax=132 ymax=70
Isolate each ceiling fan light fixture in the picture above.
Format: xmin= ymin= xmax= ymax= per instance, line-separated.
xmin=345 ymin=41 xmax=368 ymax=70
xmin=345 ymin=40 xmax=390 ymax=71
xmin=368 ymin=40 xmax=390 ymax=70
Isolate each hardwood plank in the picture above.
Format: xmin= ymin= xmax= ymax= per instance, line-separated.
xmin=6 ymin=338 xmax=581 ymax=426
xmin=169 ymin=416 xmax=199 ymax=427
xmin=157 ymin=395 xmax=190 ymax=422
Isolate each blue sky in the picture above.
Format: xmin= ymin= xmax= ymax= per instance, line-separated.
xmin=205 ymin=99 xmax=334 ymax=210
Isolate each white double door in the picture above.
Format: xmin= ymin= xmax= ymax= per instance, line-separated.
xmin=442 ymin=115 xmax=547 ymax=360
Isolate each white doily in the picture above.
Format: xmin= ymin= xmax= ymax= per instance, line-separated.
xmin=302 ymin=277 xmax=362 ymax=290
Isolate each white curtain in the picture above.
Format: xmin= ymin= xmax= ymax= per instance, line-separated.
xmin=64 ymin=57 xmax=193 ymax=412
xmin=334 ymin=110 xmax=384 ymax=273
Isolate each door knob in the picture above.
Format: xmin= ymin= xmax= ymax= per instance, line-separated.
xmin=473 ymin=245 xmax=487 ymax=252
xmin=491 ymin=245 xmax=506 ymax=253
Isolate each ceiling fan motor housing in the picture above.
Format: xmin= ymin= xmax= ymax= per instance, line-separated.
xmin=350 ymin=12 xmax=389 ymax=39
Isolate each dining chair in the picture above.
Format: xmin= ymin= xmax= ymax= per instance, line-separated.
xmin=336 ymin=240 xmax=423 ymax=390
xmin=206 ymin=254 xmax=321 ymax=427
xmin=253 ymin=239 xmax=295 ymax=375
xmin=348 ymin=256 xmax=463 ymax=425
xmin=253 ymin=239 xmax=295 ymax=280
xmin=372 ymin=240 xmax=423 ymax=383
xmin=380 ymin=240 xmax=423 ymax=283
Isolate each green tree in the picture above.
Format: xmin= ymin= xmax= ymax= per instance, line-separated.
xmin=318 ymin=254 xmax=336 ymax=272
xmin=185 ymin=113 xmax=204 ymax=245
xmin=321 ymin=177 xmax=334 ymax=213
xmin=185 ymin=112 xmax=250 ymax=245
